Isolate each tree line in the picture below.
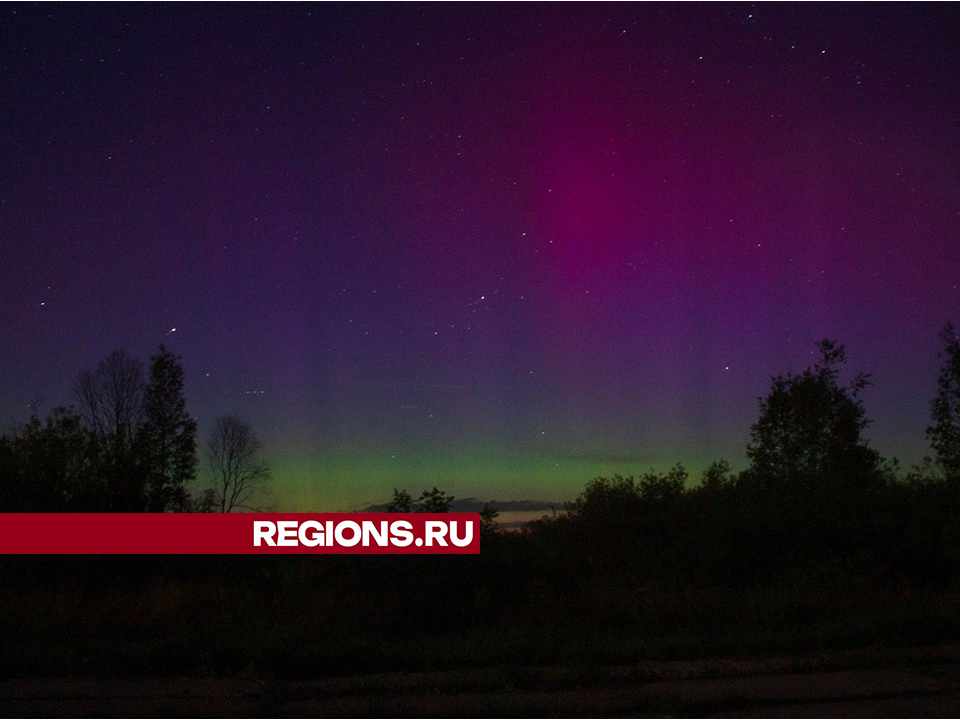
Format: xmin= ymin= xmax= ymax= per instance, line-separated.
xmin=0 ymin=346 xmax=272 ymax=512
xmin=374 ymin=324 xmax=960 ymax=590
xmin=3 ymin=321 xmax=960 ymax=538
xmin=2 ymin=324 xmax=960 ymax=686
xmin=3 ymin=324 xmax=960 ymax=661
xmin=499 ymin=323 xmax=960 ymax=591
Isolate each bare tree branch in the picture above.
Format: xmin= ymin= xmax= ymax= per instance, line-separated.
xmin=208 ymin=415 xmax=272 ymax=512
xmin=72 ymin=349 xmax=145 ymax=443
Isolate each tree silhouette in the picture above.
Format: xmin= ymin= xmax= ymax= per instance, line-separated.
xmin=386 ymin=488 xmax=416 ymax=512
xmin=746 ymin=339 xmax=879 ymax=486
xmin=927 ymin=321 xmax=960 ymax=481
xmin=139 ymin=345 xmax=198 ymax=512
xmin=0 ymin=405 xmax=119 ymax=511
xmin=479 ymin=503 xmax=500 ymax=536
xmin=698 ymin=459 xmax=735 ymax=492
xmin=386 ymin=486 xmax=455 ymax=512
xmin=208 ymin=414 xmax=271 ymax=512
xmin=416 ymin=486 xmax=455 ymax=512
xmin=73 ymin=349 xmax=147 ymax=511
xmin=73 ymin=349 xmax=145 ymax=444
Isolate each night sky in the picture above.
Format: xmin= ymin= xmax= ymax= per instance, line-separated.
xmin=2 ymin=3 xmax=959 ymax=510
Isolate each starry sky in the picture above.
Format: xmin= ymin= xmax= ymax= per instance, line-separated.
xmin=2 ymin=3 xmax=959 ymax=510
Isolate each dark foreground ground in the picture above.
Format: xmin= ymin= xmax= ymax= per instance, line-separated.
xmin=4 ymin=644 xmax=960 ymax=717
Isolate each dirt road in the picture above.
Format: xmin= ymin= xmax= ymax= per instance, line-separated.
xmin=4 ymin=646 xmax=960 ymax=717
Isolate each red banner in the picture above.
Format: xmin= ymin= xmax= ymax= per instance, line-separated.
xmin=0 ymin=513 xmax=481 ymax=554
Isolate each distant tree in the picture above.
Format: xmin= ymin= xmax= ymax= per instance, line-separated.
xmin=73 ymin=349 xmax=145 ymax=443
xmin=0 ymin=407 xmax=99 ymax=511
xmin=479 ymin=503 xmax=500 ymax=536
xmin=416 ymin=486 xmax=455 ymax=512
xmin=73 ymin=349 xmax=147 ymax=511
xmin=386 ymin=488 xmax=416 ymax=512
xmin=139 ymin=345 xmax=198 ymax=512
xmin=570 ymin=474 xmax=640 ymax=518
xmin=638 ymin=464 xmax=688 ymax=501
xmin=698 ymin=459 xmax=735 ymax=492
xmin=0 ymin=432 xmax=15 ymax=511
xmin=746 ymin=340 xmax=880 ymax=486
xmin=563 ymin=467 xmax=690 ymax=578
xmin=905 ymin=456 xmax=942 ymax=485
xmin=567 ymin=466 xmax=687 ymax=524
xmin=386 ymin=486 xmax=455 ymax=512
xmin=927 ymin=322 xmax=960 ymax=481
xmin=208 ymin=415 xmax=271 ymax=512
xmin=188 ymin=487 xmax=219 ymax=513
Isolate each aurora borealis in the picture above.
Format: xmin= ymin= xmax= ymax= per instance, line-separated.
xmin=2 ymin=3 xmax=959 ymax=510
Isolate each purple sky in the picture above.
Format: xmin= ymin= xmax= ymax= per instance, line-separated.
xmin=2 ymin=4 xmax=959 ymax=509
